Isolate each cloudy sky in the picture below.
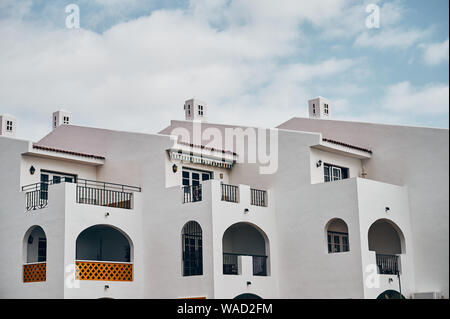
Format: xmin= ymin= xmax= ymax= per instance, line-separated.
xmin=0 ymin=0 xmax=448 ymax=141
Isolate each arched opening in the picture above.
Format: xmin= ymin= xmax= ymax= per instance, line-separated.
xmin=182 ymin=221 xmax=203 ymax=276
xmin=75 ymin=225 xmax=133 ymax=281
xmin=368 ymin=219 xmax=405 ymax=275
xmin=222 ymin=222 xmax=269 ymax=276
xmin=234 ymin=293 xmax=263 ymax=299
xmin=23 ymin=225 xmax=47 ymax=282
xmin=325 ymin=218 xmax=349 ymax=253
xmin=376 ymin=290 xmax=405 ymax=299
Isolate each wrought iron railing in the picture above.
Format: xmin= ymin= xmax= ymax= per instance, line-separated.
xmin=250 ymin=188 xmax=267 ymax=207
xmin=182 ymin=185 xmax=202 ymax=203
xmin=221 ymin=184 xmax=239 ymax=203
xmin=22 ymin=178 xmax=141 ymax=211
xmin=222 ymin=253 xmax=268 ymax=276
xmin=376 ymin=254 xmax=399 ymax=275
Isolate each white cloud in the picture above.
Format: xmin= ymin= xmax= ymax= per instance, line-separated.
xmin=0 ymin=3 xmax=365 ymax=141
xmin=421 ymin=38 xmax=449 ymax=66
xmin=354 ymin=28 xmax=430 ymax=49
xmin=382 ymin=82 xmax=449 ymax=115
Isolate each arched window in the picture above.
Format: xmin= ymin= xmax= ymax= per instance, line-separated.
xmin=182 ymin=221 xmax=203 ymax=276
xmin=326 ymin=218 xmax=349 ymax=253
xmin=25 ymin=226 xmax=47 ymax=263
xmin=23 ymin=225 xmax=47 ymax=283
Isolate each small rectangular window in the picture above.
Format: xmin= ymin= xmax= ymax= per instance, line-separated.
xmin=324 ymin=164 xmax=348 ymax=182
xmin=6 ymin=120 xmax=13 ymax=131
xmin=38 ymin=238 xmax=46 ymax=262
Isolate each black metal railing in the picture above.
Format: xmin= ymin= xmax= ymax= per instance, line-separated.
xmin=22 ymin=178 xmax=141 ymax=211
xmin=222 ymin=253 xmax=268 ymax=276
xmin=182 ymin=185 xmax=202 ymax=203
xmin=25 ymin=189 xmax=48 ymax=211
xmin=250 ymin=188 xmax=267 ymax=207
xmin=376 ymin=254 xmax=399 ymax=275
xmin=221 ymin=184 xmax=239 ymax=203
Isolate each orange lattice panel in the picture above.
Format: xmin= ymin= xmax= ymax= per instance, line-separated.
xmin=23 ymin=263 xmax=46 ymax=283
xmin=75 ymin=261 xmax=133 ymax=281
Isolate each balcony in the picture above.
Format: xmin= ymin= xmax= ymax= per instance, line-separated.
xmin=22 ymin=178 xmax=141 ymax=211
xmin=183 ymin=185 xmax=202 ymax=203
xmin=223 ymin=253 xmax=268 ymax=276
xmin=181 ymin=182 xmax=268 ymax=207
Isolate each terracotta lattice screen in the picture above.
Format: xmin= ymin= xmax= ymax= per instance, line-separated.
xmin=23 ymin=263 xmax=46 ymax=283
xmin=75 ymin=261 xmax=133 ymax=281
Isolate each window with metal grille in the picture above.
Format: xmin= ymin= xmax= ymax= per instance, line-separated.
xmin=182 ymin=221 xmax=203 ymax=276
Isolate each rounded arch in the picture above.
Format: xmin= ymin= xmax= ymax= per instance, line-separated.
xmin=368 ymin=219 xmax=405 ymax=254
xmin=181 ymin=220 xmax=203 ymax=276
xmin=222 ymin=221 xmax=270 ymax=256
xmin=222 ymin=222 xmax=270 ymax=276
xmin=23 ymin=225 xmax=47 ymax=263
xmin=325 ymin=218 xmax=350 ymax=253
xmin=234 ymin=293 xmax=263 ymax=299
xmin=376 ymin=290 xmax=405 ymax=299
xmin=76 ymin=224 xmax=133 ymax=262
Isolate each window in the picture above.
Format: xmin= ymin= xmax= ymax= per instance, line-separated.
xmin=324 ymin=164 xmax=348 ymax=182
xmin=182 ymin=168 xmax=212 ymax=185
xmin=312 ymin=104 xmax=316 ymax=114
xmin=327 ymin=232 xmax=349 ymax=253
xmin=6 ymin=120 xmax=13 ymax=131
xmin=326 ymin=218 xmax=350 ymax=253
xmin=324 ymin=103 xmax=329 ymax=114
xmin=182 ymin=221 xmax=203 ymax=276
xmin=38 ymin=238 xmax=47 ymax=262
xmin=198 ymin=105 xmax=204 ymax=116
xmin=63 ymin=116 xmax=69 ymax=124
xmin=40 ymin=170 xmax=77 ymax=199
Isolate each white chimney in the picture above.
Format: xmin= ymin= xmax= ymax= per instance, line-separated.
xmin=184 ymin=98 xmax=207 ymax=122
xmin=52 ymin=110 xmax=72 ymax=129
xmin=308 ymin=96 xmax=331 ymax=120
xmin=0 ymin=114 xmax=17 ymax=137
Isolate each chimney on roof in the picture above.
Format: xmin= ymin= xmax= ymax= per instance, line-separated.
xmin=308 ymin=96 xmax=331 ymax=120
xmin=0 ymin=114 xmax=17 ymax=137
xmin=184 ymin=98 xmax=207 ymax=122
xmin=52 ymin=110 xmax=72 ymax=129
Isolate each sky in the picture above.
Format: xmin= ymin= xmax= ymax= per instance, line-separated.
xmin=0 ymin=0 xmax=448 ymax=141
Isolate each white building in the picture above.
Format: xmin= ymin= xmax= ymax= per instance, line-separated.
xmin=0 ymin=98 xmax=448 ymax=299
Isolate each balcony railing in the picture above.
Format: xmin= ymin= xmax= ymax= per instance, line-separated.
xmin=222 ymin=253 xmax=268 ymax=276
xmin=75 ymin=260 xmax=133 ymax=281
xmin=23 ymin=262 xmax=46 ymax=283
xmin=221 ymin=184 xmax=239 ymax=203
xmin=182 ymin=185 xmax=202 ymax=203
xmin=250 ymin=188 xmax=267 ymax=207
xmin=22 ymin=178 xmax=141 ymax=211
xmin=376 ymin=254 xmax=399 ymax=275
